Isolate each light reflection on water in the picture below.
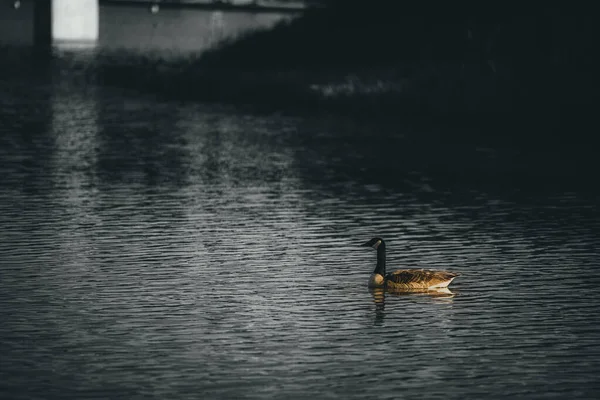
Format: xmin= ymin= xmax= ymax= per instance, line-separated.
xmin=1 ymin=52 xmax=600 ymax=399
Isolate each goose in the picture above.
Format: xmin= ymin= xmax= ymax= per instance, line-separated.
xmin=361 ymin=237 xmax=459 ymax=290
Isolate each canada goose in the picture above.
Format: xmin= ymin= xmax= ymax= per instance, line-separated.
xmin=361 ymin=237 xmax=459 ymax=290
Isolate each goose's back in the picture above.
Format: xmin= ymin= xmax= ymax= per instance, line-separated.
xmin=385 ymin=269 xmax=458 ymax=289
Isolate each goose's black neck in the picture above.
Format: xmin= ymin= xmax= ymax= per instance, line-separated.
xmin=374 ymin=242 xmax=386 ymax=277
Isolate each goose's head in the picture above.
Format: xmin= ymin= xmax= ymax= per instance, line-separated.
xmin=361 ymin=237 xmax=385 ymax=250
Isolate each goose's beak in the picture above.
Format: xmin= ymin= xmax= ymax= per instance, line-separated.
xmin=360 ymin=241 xmax=371 ymax=247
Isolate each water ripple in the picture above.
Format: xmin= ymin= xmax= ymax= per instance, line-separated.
xmin=1 ymin=54 xmax=600 ymax=399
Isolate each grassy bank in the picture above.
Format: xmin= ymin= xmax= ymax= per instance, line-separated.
xmin=94 ymin=2 xmax=593 ymax=132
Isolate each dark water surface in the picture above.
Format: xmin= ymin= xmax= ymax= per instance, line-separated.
xmin=1 ymin=46 xmax=600 ymax=399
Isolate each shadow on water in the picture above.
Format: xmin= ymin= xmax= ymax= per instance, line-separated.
xmin=370 ymin=287 xmax=456 ymax=324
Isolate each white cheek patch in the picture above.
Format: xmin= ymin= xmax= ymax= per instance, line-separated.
xmin=372 ymin=240 xmax=381 ymax=249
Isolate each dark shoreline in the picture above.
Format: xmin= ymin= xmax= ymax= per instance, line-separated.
xmin=1 ymin=2 xmax=594 ymax=145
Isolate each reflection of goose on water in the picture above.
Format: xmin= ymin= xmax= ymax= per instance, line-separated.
xmin=362 ymin=237 xmax=459 ymax=290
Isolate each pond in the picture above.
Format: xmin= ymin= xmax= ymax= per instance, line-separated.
xmin=1 ymin=27 xmax=599 ymax=400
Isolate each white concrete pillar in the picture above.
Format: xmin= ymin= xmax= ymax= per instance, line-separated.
xmin=52 ymin=0 xmax=99 ymax=42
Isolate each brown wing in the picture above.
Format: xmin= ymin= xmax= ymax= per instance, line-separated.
xmin=386 ymin=269 xmax=458 ymax=288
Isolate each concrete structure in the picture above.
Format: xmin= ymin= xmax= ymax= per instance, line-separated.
xmin=0 ymin=0 xmax=298 ymax=50
xmin=0 ymin=0 xmax=98 ymax=46
xmin=52 ymin=0 xmax=99 ymax=43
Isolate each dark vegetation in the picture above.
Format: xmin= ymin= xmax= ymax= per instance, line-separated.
xmin=95 ymin=2 xmax=594 ymax=134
